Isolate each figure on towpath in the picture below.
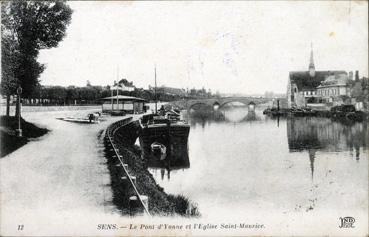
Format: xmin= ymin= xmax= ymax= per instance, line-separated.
xmin=88 ymin=113 xmax=95 ymax=123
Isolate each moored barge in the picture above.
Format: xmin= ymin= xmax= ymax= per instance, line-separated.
xmin=138 ymin=113 xmax=190 ymax=164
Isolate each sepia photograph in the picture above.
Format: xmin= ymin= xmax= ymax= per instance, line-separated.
xmin=0 ymin=1 xmax=368 ymax=236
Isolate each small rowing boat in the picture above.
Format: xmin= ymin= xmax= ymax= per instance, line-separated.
xmin=56 ymin=116 xmax=100 ymax=124
xmin=151 ymin=142 xmax=167 ymax=160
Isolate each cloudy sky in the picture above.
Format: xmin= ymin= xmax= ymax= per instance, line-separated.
xmin=38 ymin=1 xmax=368 ymax=94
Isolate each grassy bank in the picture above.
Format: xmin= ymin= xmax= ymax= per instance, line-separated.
xmin=104 ymin=120 xmax=199 ymax=217
xmin=0 ymin=116 xmax=49 ymax=157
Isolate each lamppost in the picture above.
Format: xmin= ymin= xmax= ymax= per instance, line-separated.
xmin=16 ymin=86 xmax=22 ymax=137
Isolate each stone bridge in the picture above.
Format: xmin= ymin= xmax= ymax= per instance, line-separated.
xmin=172 ymin=97 xmax=271 ymax=110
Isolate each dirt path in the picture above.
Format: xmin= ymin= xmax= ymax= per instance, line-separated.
xmin=0 ymin=109 xmax=129 ymax=235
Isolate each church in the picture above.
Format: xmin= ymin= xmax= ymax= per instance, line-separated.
xmin=287 ymin=45 xmax=348 ymax=108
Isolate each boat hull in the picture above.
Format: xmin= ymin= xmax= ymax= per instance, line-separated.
xmin=57 ymin=118 xmax=99 ymax=124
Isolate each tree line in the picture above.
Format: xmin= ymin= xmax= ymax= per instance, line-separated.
xmin=18 ymin=85 xmax=218 ymax=106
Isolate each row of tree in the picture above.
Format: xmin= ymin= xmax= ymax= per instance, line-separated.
xmin=18 ymin=85 xmax=219 ymax=106
xmin=23 ymin=85 xmax=110 ymax=105
xmin=1 ymin=1 xmax=73 ymax=115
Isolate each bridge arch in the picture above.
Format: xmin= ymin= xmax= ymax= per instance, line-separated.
xmin=188 ymin=102 xmax=213 ymax=111
xmin=218 ymin=100 xmax=247 ymax=109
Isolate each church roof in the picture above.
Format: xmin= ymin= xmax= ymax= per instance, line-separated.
xmin=289 ymin=71 xmax=346 ymax=91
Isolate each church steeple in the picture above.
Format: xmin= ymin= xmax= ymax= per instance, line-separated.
xmin=309 ymin=42 xmax=316 ymax=77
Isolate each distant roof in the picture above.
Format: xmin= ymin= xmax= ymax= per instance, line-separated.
xmin=101 ymin=95 xmax=146 ymax=102
xmin=289 ymin=71 xmax=346 ymax=91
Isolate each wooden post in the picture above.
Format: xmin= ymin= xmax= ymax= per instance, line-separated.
xmin=121 ymin=176 xmax=128 ymax=185
xmin=129 ymin=196 xmax=141 ymax=216
xmin=16 ymin=87 xmax=23 ymax=137
xmin=129 ymin=195 xmax=148 ymax=216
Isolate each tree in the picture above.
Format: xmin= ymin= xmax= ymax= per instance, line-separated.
xmin=1 ymin=1 xmax=72 ymax=116
xmin=0 ymin=33 xmax=19 ymax=115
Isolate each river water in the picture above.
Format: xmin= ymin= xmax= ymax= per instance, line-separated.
xmin=1 ymin=105 xmax=367 ymax=235
xmin=149 ymin=106 xmax=368 ymax=225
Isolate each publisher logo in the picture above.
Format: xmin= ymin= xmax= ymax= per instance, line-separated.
xmin=339 ymin=217 xmax=355 ymax=228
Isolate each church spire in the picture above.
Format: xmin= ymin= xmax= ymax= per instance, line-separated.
xmin=309 ymin=42 xmax=316 ymax=77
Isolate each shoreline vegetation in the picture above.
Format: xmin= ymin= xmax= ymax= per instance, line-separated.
xmin=103 ymin=119 xmax=200 ymax=217
xmin=0 ymin=116 xmax=49 ymax=157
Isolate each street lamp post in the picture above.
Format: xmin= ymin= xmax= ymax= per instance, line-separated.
xmin=16 ymin=86 xmax=22 ymax=137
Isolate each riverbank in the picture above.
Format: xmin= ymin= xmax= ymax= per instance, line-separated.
xmin=1 ymin=105 xmax=102 ymax=115
xmin=0 ymin=116 xmax=49 ymax=157
xmin=263 ymin=107 xmax=368 ymax=123
xmin=104 ymin=118 xmax=199 ymax=217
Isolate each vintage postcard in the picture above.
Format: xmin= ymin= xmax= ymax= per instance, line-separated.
xmin=0 ymin=1 xmax=368 ymax=236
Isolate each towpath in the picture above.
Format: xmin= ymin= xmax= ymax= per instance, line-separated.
xmin=0 ymin=108 xmax=133 ymax=235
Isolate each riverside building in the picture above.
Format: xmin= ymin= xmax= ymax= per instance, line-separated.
xmin=287 ymin=44 xmax=348 ymax=109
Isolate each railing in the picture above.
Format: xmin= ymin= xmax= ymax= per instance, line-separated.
xmin=105 ymin=117 xmax=151 ymax=217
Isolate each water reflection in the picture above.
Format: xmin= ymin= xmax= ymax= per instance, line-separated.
xmin=287 ymin=117 xmax=367 ymax=153
xmin=157 ymin=110 xmax=368 ymax=182
xmin=220 ymin=106 xmax=261 ymax=122
xmin=145 ymin=141 xmax=190 ymax=181
xmin=287 ymin=117 xmax=368 ymax=179
xmin=242 ymin=110 xmax=259 ymax=122
xmin=148 ymin=107 xmax=262 ymax=179
xmin=188 ymin=106 xmax=261 ymax=125
xmin=147 ymin=106 xmax=368 ymax=217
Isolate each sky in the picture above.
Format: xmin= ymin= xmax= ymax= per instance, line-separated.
xmin=38 ymin=1 xmax=368 ymax=94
